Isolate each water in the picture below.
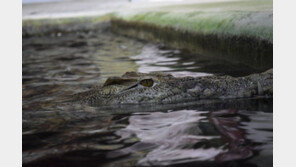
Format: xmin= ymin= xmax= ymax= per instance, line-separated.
xmin=22 ymin=23 xmax=272 ymax=166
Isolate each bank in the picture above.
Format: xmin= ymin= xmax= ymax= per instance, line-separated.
xmin=110 ymin=0 xmax=273 ymax=71
xmin=23 ymin=0 xmax=273 ymax=72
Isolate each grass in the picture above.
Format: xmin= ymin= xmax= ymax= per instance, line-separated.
xmin=158 ymin=0 xmax=272 ymax=12
xmin=112 ymin=0 xmax=273 ymax=42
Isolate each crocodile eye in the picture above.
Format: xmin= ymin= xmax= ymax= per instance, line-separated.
xmin=139 ymin=79 xmax=154 ymax=87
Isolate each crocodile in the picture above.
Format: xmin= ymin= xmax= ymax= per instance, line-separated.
xmin=75 ymin=69 xmax=273 ymax=106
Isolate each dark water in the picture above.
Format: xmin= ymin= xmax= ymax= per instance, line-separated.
xmin=22 ymin=25 xmax=272 ymax=167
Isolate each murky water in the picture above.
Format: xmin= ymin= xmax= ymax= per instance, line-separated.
xmin=22 ymin=24 xmax=272 ymax=167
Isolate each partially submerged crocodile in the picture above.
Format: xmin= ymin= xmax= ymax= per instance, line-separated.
xmin=75 ymin=69 xmax=272 ymax=106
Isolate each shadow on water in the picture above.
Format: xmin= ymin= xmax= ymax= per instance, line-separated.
xmin=22 ymin=22 xmax=272 ymax=167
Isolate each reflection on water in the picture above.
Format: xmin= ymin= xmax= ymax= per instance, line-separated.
xmin=131 ymin=43 xmax=264 ymax=77
xmin=22 ymin=101 xmax=272 ymax=167
xmin=131 ymin=44 xmax=212 ymax=77
xmin=107 ymin=109 xmax=272 ymax=166
xmin=22 ymin=25 xmax=272 ymax=166
xmin=113 ymin=110 xmax=222 ymax=166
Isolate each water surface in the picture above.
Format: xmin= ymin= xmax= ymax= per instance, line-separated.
xmin=22 ymin=23 xmax=272 ymax=167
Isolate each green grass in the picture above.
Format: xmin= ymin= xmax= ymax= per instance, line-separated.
xmin=113 ymin=0 xmax=273 ymax=42
xmin=158 ymin=0 xmax=272 ymax=12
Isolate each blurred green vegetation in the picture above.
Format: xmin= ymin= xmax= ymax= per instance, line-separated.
xmin=113 ymin=0 xmax=273 ymax=42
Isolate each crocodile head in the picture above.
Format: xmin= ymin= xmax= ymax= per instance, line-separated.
xmin=77 ymin=71 xmax=199 ymax=105
xmin=75 ymin=69 xmax=273 ymax=106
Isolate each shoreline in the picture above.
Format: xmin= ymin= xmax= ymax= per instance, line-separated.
xmin=111 ymin=18 xmax=272 ymax=71
xmin=23 ymin=0 xmax=273 ymax=72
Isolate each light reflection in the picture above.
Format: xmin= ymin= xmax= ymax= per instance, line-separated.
xmin=113 ymin=110 xmax=226 ymax=165
xmin=108 ymin=109 xmax=273 ymax=166
xmin=131 ymin=44 xmax=212 ymax=77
